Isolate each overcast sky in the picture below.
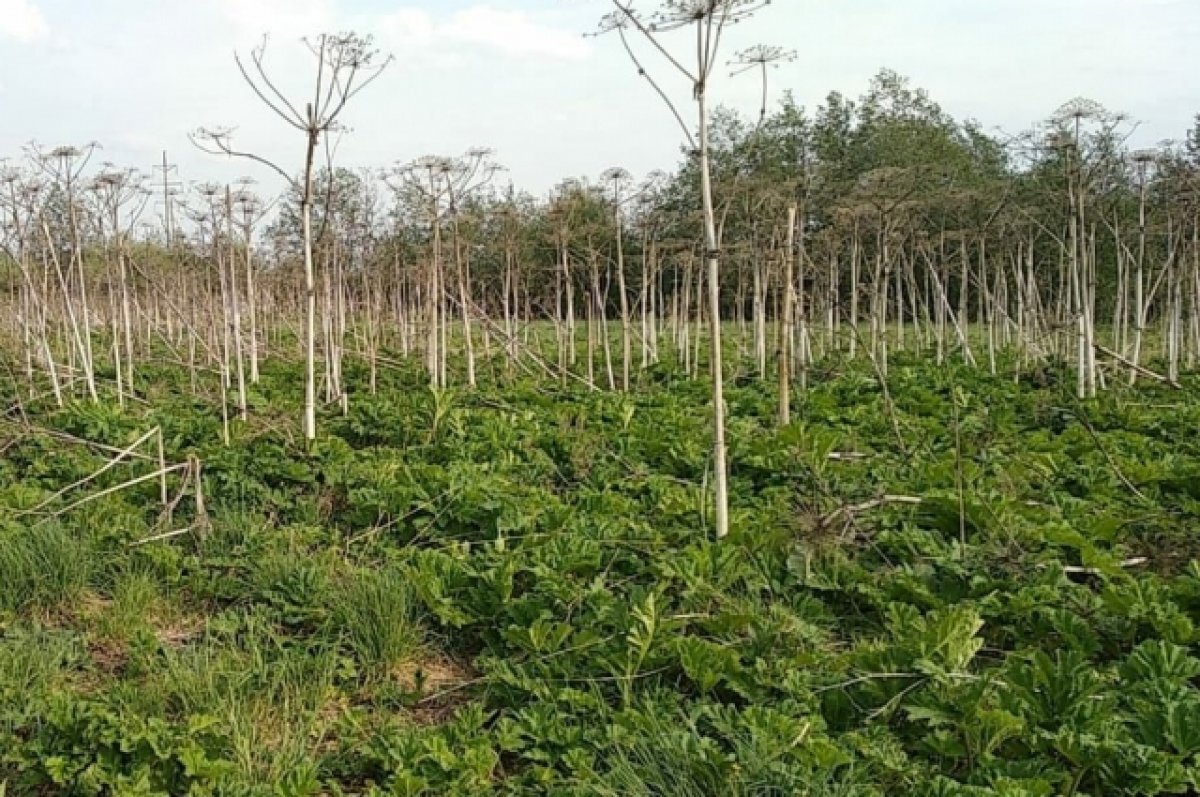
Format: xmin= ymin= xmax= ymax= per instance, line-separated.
xmin=1 ymin=0 xmax=1197 ymax=200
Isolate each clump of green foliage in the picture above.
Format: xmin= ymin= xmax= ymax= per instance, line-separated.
xmin=1 ymin=354 xmax=1199 ymax=795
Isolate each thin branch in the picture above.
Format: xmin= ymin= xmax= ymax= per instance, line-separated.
xmin=234 ymin=47 xmax=306 ymax=130
xmin=607 ymin=1 xmax=697 ymax=83
xmin=190 ymin=130 xmax=297 ymax=189
xmin=617 ymin=25 xmax=698 ymax=151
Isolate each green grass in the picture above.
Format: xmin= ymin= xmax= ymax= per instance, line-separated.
xmin=332 ymin=565 xmax=423 ymax=677
xmin=0 ymin=523 xmax=95 ymax=614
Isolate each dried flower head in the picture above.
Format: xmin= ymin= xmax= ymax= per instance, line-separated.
xmin=194 ymin=127 xmax=234 ymax=146
xmin=412 ymin=155 xmax=454 ymax=176
xmin=594 ymin=9 xmax=633 ymax=35
xmin=303 ymin=33 xmax=382 ymax=70
xmin=1052 ymin=98 xmax=1105 ymax=125
xmin=92 ymin=170 xmax=127 ymax=189
xmin=45 ymin=145 xmax=83 ymax=160
xmin=649 ymin=0 xmax=770 ymax=32
xmin=234 ymin=189 xmax=259 ymax=208
xmin=601 ymin=167 xmax=633 ymax=186
xmin=730 ymin=44 xmax=796 ymax=74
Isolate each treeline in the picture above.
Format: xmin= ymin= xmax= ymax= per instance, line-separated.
xmin=251 ymin=69 xmax=1200 ymax=393
xmin=2 ymin=69 xmax=1200 ymax=414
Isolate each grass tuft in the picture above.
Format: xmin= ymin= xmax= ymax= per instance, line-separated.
xmin=0 ymin=523 xmax=95 ymax=614
xmin=331 ymin=566 xmax=423 ymax=676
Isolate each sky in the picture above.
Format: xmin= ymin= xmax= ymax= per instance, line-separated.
xmin=1 ymin=0 xmax=1198 ymax=204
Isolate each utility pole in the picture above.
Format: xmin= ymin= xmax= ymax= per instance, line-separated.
xmin=153 ymin=151 xmax=182 ymax=247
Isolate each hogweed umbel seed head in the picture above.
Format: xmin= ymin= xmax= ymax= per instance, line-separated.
xmin=729 ymin=43 xmax=796 ymax=75
xmin=649 ymin=0 xmax=770 ymax=32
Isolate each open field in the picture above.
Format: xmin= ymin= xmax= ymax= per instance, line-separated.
xmin=2 ymin=346 xmax=1200 ymax=795
xmin=2 ymin=1 xmax=1200 ymax=792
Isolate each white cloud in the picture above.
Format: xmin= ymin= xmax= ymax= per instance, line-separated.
xmin=375 ymin=8 xmax=437 ymax=48
xmin=376 ymin=5 xmax=590 ymax=63
xmin=0 ymin=0 xmax=49 ymax=42
xmin=214 ymin=0 xmax=333 ymax=44
xmin=443 ymin=7 xmax=589 ymax=61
